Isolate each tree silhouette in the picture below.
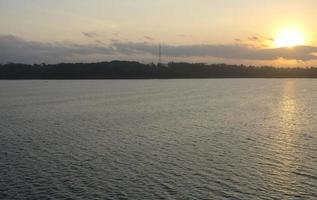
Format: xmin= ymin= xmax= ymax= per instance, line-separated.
xmin=1 ymin=61 xmax=317 ymax=79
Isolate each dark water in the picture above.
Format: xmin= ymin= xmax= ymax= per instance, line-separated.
xmin=0 ymin=79 xmax=317 ymax=199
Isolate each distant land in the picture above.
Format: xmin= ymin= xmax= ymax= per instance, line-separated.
xmin=1 ymin=61 xmax=317 ymax=79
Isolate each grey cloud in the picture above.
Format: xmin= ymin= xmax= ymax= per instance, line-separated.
xmin=112 ymin=42 xmax=317 ymax=61
xmin=82 ymin=32 xmax=98 ymax=38
xmin=254 ymin=46 xmax=317 ymax=61
xmin=238 ymin=35 xmax=274 ymax=45
xmin=176 ymin=34 xmax=193 ymax=38
xmin=95 ymin=40 xmax=107 ymax=46
xmin=144 ymin=36 xmax=154 ymax=41
xmin=1 ymin=35 xmax=317 ymax=64
xmin=234 ymin=38 xmax=242 ymax=43
xmin=113 ymin=42 xmax=158 ymax=55
xmin=248 ymin=36 xmax=259 ymax=41
xmin=0 ymin=35 xmax=114 ymax=63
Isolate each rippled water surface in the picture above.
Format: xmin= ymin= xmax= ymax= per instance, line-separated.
xmin=0 ymin=79 xmax=317 ymax=199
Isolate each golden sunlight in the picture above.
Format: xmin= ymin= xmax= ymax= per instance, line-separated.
xmin=274 ymin=27 xmax=306 ymax=48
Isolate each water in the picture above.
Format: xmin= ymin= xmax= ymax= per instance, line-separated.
xmin=0 ymin=79 xmax=316 ymax=199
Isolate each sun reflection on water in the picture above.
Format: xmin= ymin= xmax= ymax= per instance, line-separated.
xmin=265 ymin=80 xmax=302 ymax=197
xmin=279 ymin=80 xmax=297 ymax=134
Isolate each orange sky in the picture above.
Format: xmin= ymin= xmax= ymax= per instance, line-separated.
xmin=0 ymin=0 xmax=317 ymax=66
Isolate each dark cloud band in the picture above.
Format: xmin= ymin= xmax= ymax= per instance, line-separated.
xmin=1 ymin=35 xmax=317 ymax=64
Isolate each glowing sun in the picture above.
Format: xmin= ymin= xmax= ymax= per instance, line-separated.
xmin=274 ymin=28 xmax=306 ymax=48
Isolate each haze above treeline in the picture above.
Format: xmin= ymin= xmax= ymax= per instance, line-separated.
xmin=2 ymin=61 xmax=317 ymax=79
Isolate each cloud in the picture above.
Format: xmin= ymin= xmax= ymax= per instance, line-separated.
xmin=95 ymin=39 xmax=107 ymax=46
xmin=82 ymin=32 xmax=98 ymax=38
xmin=236 ymin=35 xmax=274 ymax=47
xmin=112 ymin=41 xmax=317 ymax=61
xmin=1 ymin=35 xmax=317 ymax=64
xmin=176 ymin=34 xmax=193 ymax=38
xmin=144 ymin=36 xmax=154 ymax=41
xmin=0 ymin=35 xmax=114 ymax=63
xmin=248 ymin=36 xmax=259 ymax=41
xmin=234 ymin=38 xmax=242 ymax=43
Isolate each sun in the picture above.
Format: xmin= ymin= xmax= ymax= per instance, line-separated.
xmin=274 ymin=27 xmax=306 ymax=48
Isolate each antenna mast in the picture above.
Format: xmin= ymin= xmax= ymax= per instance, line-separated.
xmin=158 ymin=44 xmax=162 ymax=65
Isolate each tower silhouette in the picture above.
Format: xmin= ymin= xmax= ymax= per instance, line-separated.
xmin=158 ymin=44 xmax=162 ymax=65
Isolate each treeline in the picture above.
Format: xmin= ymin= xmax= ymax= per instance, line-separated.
xmin=1 ymin=61 xmax=317 ymax=79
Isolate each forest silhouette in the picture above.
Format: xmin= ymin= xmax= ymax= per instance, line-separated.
xmin=1 ymin=61 xmax=317 ymax=79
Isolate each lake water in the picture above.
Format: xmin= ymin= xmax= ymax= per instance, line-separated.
xmin=0 ymin=79 xmax=317 ymax=199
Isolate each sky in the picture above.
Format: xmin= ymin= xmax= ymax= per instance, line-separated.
xmin=1 ymin=0 xmax=317 ymax=66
